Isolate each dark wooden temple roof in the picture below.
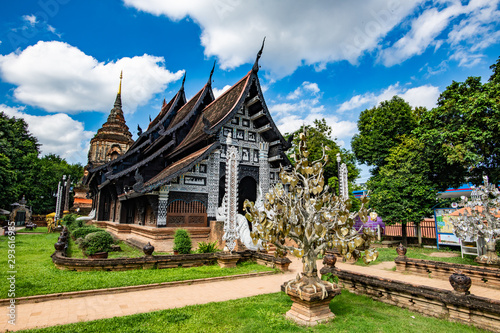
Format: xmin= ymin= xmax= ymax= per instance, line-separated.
xmin=169 ymin=72 xmax=251 ymax=158
xmin=141 ymin=142 xmax=218 ymax=192
xmin=147 ymin=96 xmax=174 ymax=131
xmin=87 ymin=45 xmax=291 ymax=196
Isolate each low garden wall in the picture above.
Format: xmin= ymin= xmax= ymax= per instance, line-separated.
xmin=320 ymin=266 xmax=500 ymax=332
xmin=52 ymin=232 xmax=291 ymax=272
xmin=395 ymin=256 xmax=500 ymax=290
xmin=93 ymin=221 xmax=211 ymax=252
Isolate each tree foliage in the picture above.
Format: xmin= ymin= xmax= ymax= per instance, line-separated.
xmin=417 ymin=59 xmax=500 ymax=186
xmin=351 ymin=96 xmax=418 ymax=176
xmin=368 ymin=135 xmax=437 ymax=224
xmin=352 ymin=58 xmax=500 ymax=227
xmin=0 ymin=111 xmax=83 ymax=213
xmin=288 ymin=119 xmax=359 ymax=195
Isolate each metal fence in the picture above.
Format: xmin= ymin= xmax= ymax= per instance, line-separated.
xmin=384 ymin=218 xmax=436 ymax=239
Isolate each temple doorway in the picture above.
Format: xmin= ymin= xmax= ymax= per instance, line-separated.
xmin=238 ymin=176 xmax=257 ymax=215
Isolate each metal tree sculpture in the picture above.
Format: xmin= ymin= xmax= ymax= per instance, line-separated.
xmin=451 ymin=176 xmax=500 ymax=264
xmin=244 ymin=130 xmax=378 ymax=298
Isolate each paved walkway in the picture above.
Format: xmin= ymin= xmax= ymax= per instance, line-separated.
xmin=2 ymin=258 xmax=499 ymax=332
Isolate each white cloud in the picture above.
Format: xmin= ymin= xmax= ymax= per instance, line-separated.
xmin=0 ymin=41 xmax=184 ymax=113
xmin=270 ymin=82 xmax=356 ymax=145
xmin=212 ymin=84 xmax=231 ymax=98
xmin=380 ymin=0 xmax=500 ymax=67
xmin=0 ymin=104 xmax=94 ymax=164
xmin=287 ymin=81 xmax=320 ymax=100
xmin=338 ymin=83 xmax=439 ymax=112
xmin=124 ymin=0 xmax=421 ymax=77
xmin=399 ymin=85 xmax=440 ymax=109
xmin=22 ymin=14 xmax=38 ymax=27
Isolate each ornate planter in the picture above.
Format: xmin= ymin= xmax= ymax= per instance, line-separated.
xmin=396 ymin=243 xmax=407 ymax=257
xmin=54 ymin=241 xmax=65 ymax=251
xmin=449 ymin=270 xmax=472 ymax=294
xmin=323 ymin=253 xmax=337 ymax=267
xmin=215 ymin=252 xmax=241 ymax=268
xmin=88 ymin=252 xmax=108 ymax=259
xmin=282 ymin=276 xmax=341 ymax=326
xmin=143 ymin=242 xmax=154 ymax=256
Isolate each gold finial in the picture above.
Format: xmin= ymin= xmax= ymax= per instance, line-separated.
xmin=118 ymin=70 xmax=123 ymax=95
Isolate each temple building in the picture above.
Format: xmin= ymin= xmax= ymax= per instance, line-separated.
xmin=85 ymin=45 xmax=291 ymax=249
xmin=88 ymin=72 xmax=134 ymax=167
xmin=75 ymin=73 xmax=134 ymax=215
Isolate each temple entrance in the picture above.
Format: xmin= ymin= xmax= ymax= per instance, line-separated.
xmin=125 ymin=204 xmax=135 ymax=224
xmin=15 ymin=211 xmax=26 ymax=226
xmin=166 ymin=200 xmax=207 ymax=227
xmin=238 ymin=176 xmax=257 ymax=215
xmin=218 ymin=176 xmax=226 ymax=207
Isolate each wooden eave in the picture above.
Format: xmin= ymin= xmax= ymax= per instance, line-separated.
xmin=140 ymin=142 xmax=219 ymax=193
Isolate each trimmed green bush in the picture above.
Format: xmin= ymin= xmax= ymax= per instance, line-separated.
xmin=79 ymin=231 xmax=114 ymax=256
xmin=173 ymin=229 xmax=192 ymax=254
xmin=197 ymin=240 xmax=219 ymax=253
xmin=71 ymin=226 xmax=103 ymax=240
xmin=63 ymin=214 xmax=83 ymax=231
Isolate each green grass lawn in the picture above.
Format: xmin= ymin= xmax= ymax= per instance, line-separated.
xmin=357 ymin=246 xmax=478 ymax=266
xmin=0 ymin=233 xmax=276 ymax=298
xmin=67 ymin=236 xmax=149 ymax=259
xmin=17 ymin=227 xmax=48 ymax=233
xmin=18 ymin=290 xmax=487 ymax=333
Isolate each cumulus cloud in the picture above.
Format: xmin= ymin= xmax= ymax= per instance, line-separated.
xmin=212 ymin=84 xmax=231 ymax=98
xmin=379 ymin=0 xmax=500 ymax=67
xmin=286 ymin=81 xmax=320 ymax=100
xmin=124 ymin=0 xmax=421 ymax=77
xmin=269 ymin=82 xmax=356 ymax=146
xmin=338 ymin=83 xmax=440 ymax=112
xmin=0 ymin=104 xmax=94 ymax=164
xmin=0 ymin=41 xmax=184 ymax=113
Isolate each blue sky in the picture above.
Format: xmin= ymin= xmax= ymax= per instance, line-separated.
xmin=0 ymin=0 xmax=499 ymax=183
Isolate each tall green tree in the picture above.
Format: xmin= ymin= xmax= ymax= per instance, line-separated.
xmin=417 ymin=58 xmax=500 ymax=186
xmin=368 ymin=135 xmax=437 ymax=245
xmin=27 ymin=154 xmax=83 ymax=214
xmin=0 ymin=111 xmax=84 ymax=213
xmin=0 ymin=112 xmax=39 ymax=208
xmin=351 ymin=96 xmax=419 ymax=176
xmin=287 ymin=119 xmax=360 ymax=194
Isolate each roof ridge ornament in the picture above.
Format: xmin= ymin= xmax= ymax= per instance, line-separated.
xmin=208 ymin=61 xmax=216 ymax=86
xmin=114 ymin=70 xmax=123 ymax=108
xmin=181 ymin=71 xmax=186 ymax=91
xmin=252 ymin=37 xmax=266 ymax=73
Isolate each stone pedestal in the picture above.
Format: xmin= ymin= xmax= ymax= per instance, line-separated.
xmin=215 ymin=252 xmax=241 ymax=268
xmin=275 ymin=261 xmax=291 ymax=272
xmin=284 ymin=284 xmax=341 ymax=326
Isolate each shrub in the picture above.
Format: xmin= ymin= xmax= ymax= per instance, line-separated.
xmin=197 ymin=240 xmax=219 ymax=253
xmin=63 ymin=214 xmax=83 ymax=231
xmin=71 ymin=226 xmax=103 ymax=240
xmin=79 ymin=231 xmax=114 ymax=256
xmin=173 ymin=229 xmax=192 ymax=254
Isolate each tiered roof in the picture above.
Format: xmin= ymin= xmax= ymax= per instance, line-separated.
xmin=87 ymin=41 xmax=291 ymax=197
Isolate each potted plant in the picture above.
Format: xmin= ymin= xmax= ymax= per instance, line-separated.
xmin=79 ymin=231 xmax=114 ymax=259
xmin=173 ymin=229 xmax=192 ymax=254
